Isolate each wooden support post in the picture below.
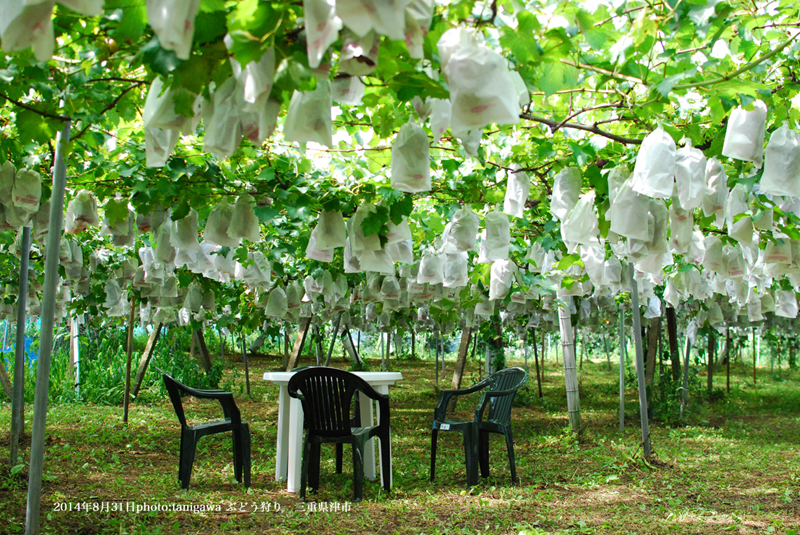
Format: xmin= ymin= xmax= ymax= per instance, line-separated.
xmin=193 ymin=329 xmax=213 ymax=374
xmin=680 ymin=326 xmax=693 ymax=419
xmin=130 ymin=324 xmax=163 ymax=399
xmin=324 ymin=313 xmax=342 ymax=367
xmin=286 ymin=318 xmax=311 ymax=371
xmin=10 ymin=226 xmax=31 ymax=466
xmin=342 ymin=327 xmax=362 ymax=366
xmin=123 ymin=299 xmax=135 ymax=424
xmin=411 ymin=330 xmax=416 ymax=360
xmin=313 ymin=324 xmax=322 ymax=366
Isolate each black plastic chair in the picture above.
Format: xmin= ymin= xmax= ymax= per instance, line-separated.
xmin=162 ymin=373 xmax=251 ymax=490
xmin=430 ymin=367 xmax=528 ymax=486
xmin=288 ymin=367 xmax=391 ymax=502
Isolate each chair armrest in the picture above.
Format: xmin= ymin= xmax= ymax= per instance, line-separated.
xmin=176 ymin=383 xmax=235 ymax=401
xmin=433 ymin=379 xmax=491 ymax=420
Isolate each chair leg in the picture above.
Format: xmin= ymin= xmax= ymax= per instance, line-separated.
xmin=379 ymin=431 xmax=391 ymax=492
xmin=336 ymin=444 xmax=344 ymax=474
xmin=430 ymin=428 xmax=439 ymax=482
xmin=352 ymin=439 xmax=364 ymax=503
xmin=309 ymin=443 xmax=322 ymax=493
xmin=300 ymin=438 xmax=311 ymax=502
xmin=241 ymin=424 xmax=252 ymax=488
xmin=180 ymin=429 xmax=197 ymax=490
xmin=503 ymin=427 xmax=518 ymax=484
xmin=232 ymin=430 xmax=242 ymax=483
xmin=463 ymin=426 xmax=479 ymax=487
xmin=478 ymin=429 xmax=490 ymax=479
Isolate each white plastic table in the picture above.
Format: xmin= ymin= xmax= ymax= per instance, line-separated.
xmin=262 ymin=370 xmax=403 ymax=493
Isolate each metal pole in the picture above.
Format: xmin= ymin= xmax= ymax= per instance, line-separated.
xmin=26 ymin=121 xmax=70 ymax=535
xmin=557 ymin=292 xmax=581 ymax=432
xmin=324 ymin=313 xmax=342 ymax=367
xmin=10 ymin=226 xmax=31 ymax=466
xmin=619 ymin=303 xmax=625 ymax=431
xmin=752 ymin=327 xmax=756 ymax=386
xmin=123 ymin=298 xmax=135 ymax=424
xmin=628 ymin=264 xmax=651 ymax=457
xmin=434 ymin=332 xmax=439 ymax=383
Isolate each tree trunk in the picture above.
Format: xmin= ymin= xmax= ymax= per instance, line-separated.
xmin=645 ymin=317 xmax=660 ymax=389
xmin=557 ymin=292 xmax=581 ymax=433
xmin=447 ymin=328 xmax=473 ymax=412
xmin=193 ymin=329 xmax=213 ymax=374
xmin=666 ymin=307 xmax=681 ymax=381
xmin=707 ymin=330 xmax=715 ymax=399
xmin=532 ymin=328 xmax=543 ymax=398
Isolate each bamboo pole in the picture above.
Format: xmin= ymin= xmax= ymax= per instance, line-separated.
xmin=122 ymin=299 xmax=135 ymax=424
xmin=10 ymin=226 xmax=31 ymax=465
xmin=557 ymin=292 xmax=581 ymax=433
xmin=26 ymin=122 xmax=69 ymax=535
xmin=628 ymin=264 xmax=651 ymax=457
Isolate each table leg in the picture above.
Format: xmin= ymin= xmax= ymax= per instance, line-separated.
xmin=375 ymin=385 xmax=393 ymax=487
xmin=359 ymin=391 xmax=376 ymax=481
xmin=287 ymin=397 xmax=304 ymax=493
xmin=275 ymin=385 xmax=290 ymax=481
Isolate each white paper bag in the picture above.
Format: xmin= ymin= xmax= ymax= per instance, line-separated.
xmin=483 ymin=209 xmax=510 ymax=261
xmin=607 ymin=179 xmax=651 ymax=241
xmin=303 ymin=0 xmax=342 ymax=68
xmin=349 ymin=203 xmax=382 ymax=252
xmin=228 ymin=195 xmax=261 ymax=243
xmin=561 ymin=190 xmax=599 ymax=246
xmin=172 ymin=208 xmax=201 ymax=251
xmin=391 ymin=121 xmax=431 ymax=193
xmin=761 ymin=121 xmax=800 ymax=197
xmin=430 ymin=98 xmax=451 ymax=144
xmin=284 ymin=78 xmax=333 ymax=147
xmin=675 ymin=142 xmax=706 ymax=210
xmin=65 ymin=190 xmax=99 ymax=233
xmin=331 ymin=76 xmax=365 ymax=106
xmin=360 ymin=248 xmax=395 ymax=275
xmin=722 ymin=100 xmax=767 ymax=168
xmin=204 ymin=201 xmax=240 ymax=248
xmin=669 ymin=201 xmax=693 ymax=255
xmin=386 ymin=239 xmax=414 ymax=263
xmin=702 ymin=157 xmax=728 ymax=227
xmin=441 ymin=32 xmax=520 ymax=135
xmin=725 ymin=184 xmax=754 ymax=246
xmin=630 ymin=125 xmax=676 ymax=199
xmin=551 ymin=167 xmax=582 ymax=221
xmin=386 ymin=217 xmax=412 ymax=244
xmin=503 ymin=170 xmax=530 ymax=219
xmin=0 ymin=0 xmax=54 ymax=62
xmin=266 ymin=287 xmax=288 ymax=318
xmin=442 ymin=251 xmax=468 ymax=288
xmin=489 ymin=259 xmax=515 ymax=300
xmin=417 ymin=253 xmax=444 ymax=285
xmin=316 ymin=210 xmax=347 ymax=249
xmin=775 ymin=290 xmax=799 ymax=318
xmin=147 ymin=0 xmax=201 ymax=60
xmin=306 ymin=226 xmax=334 ymax=263
xmin=442 ymin=206 xmax=479 ymax=253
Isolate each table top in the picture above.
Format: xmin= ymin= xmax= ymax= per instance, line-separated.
xmin=263 ymin=370 xmax=403 ymax=386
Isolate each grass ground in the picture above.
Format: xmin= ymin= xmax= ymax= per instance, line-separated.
xmin=1 ymin=351 xmax=799 ymax=535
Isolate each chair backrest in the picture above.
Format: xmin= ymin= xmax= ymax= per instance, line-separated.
xmin=162 ymin=373 xmax=241 ymax=428
xmin=163 ymin=374 xmax=190 ymax=428
xmin=480 ymin=367 xmax=528 ymax=424
xmin=287 ymin=367 xmax=369 ymax=438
